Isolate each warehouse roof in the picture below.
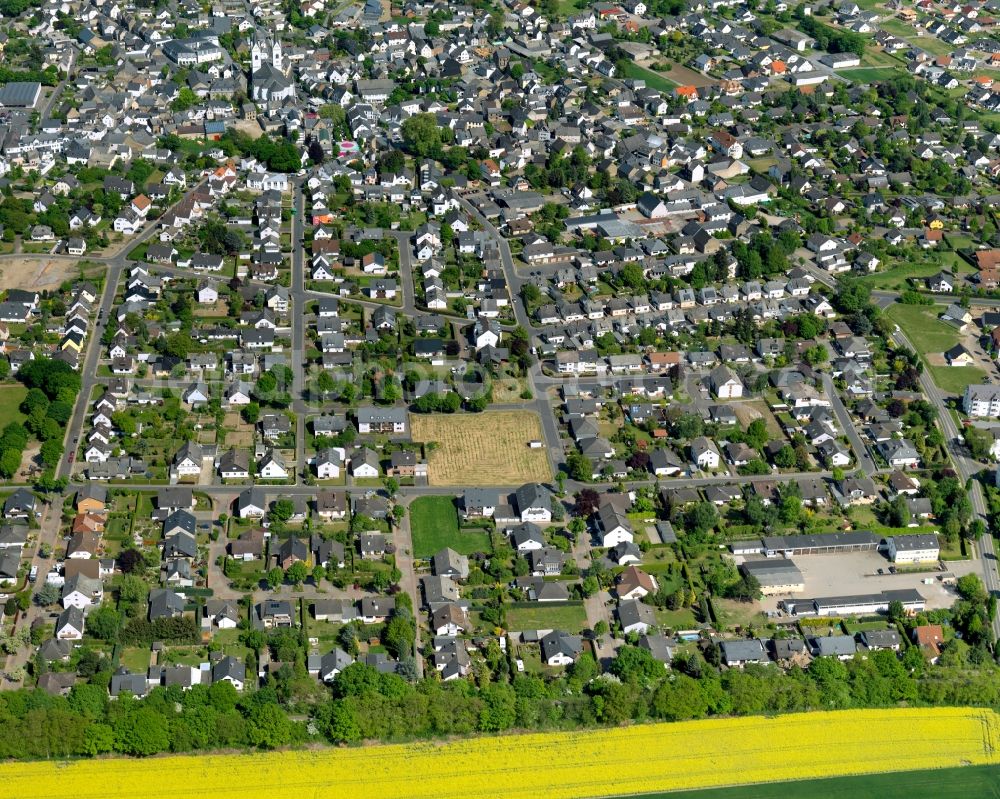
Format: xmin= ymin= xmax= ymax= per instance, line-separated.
xmin=0 ymin=81 xmax=41 ymax=108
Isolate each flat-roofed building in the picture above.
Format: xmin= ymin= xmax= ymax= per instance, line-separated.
xmin=0 ymin=81 xmax=41 ymax=108
xmin=780 ymin=589 xmax=924 ymax=618
xmin=761 ymin=531 xmax=879 ymax=557
xmin=740 ymin=558 xmax=804 ymax=596
xmin=886 ymin=533 xmax=939 ymax=564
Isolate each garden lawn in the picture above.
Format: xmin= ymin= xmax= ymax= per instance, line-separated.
xmin=0 ymin=385 xmax=28 ymax=430
xmin=409 ymin=496 xmax=490 ymax=558
xmin=617 ymin=61 xmax=679 ymax=93
xmin=119 ymin=647 xmax=151 ymax=673
xmin=713 ymin=598 xmax=766 ymax=629
xmin=654 ymin=607 xmax=699 ymax=629
xmin=841 ymin=67 xmax=905 ymax=84
xmin=505 ymin=602 xmax=588 ymax=633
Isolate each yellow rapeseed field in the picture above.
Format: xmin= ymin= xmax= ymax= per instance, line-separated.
xmin=2 ymin=708 xmax=998 ymax=799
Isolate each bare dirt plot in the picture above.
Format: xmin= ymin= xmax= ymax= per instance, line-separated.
xmin=734 ymin=400 xmax=784 ymax=438
xmin=222 ymin=413 xmax=255 ymax=447
xmin=225 ymin=430 xmax=254 ymax=447
xmin=640 ymin=59 xmax=716 ymax=88
xmin=17 ymin=442 xmax=41 ymax=482
xmin=231 ymin=119 xmax=266 ymax=139
xmin=194 ymin=300 xmax=231 ymax=317
xmin=410 ymin=411 xmax=552 ymax=486
xmin=0 ymin=257 xmax=78 ymax=292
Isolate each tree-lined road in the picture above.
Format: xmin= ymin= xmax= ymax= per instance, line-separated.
xmin=891 ymin=324 xmax=1000 ymax=641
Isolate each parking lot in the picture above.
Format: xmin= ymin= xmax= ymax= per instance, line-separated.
xmin=735 ymin=550 xmax=982 ymax=613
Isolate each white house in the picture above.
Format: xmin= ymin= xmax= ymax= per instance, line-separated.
xmin=56 ymin=607 xmax=86 ymax=640
xmin=62 ymin=575 xmax=104 ymax=609
xmin=197 ymin=283 xmax=219 ymax=304
xmin=887 ymin=534 xmax=939 ymax=564
xmin=237 ymin=488 xmax=267 ymax=519
xmin=173 ymin=442 xmax=205 ymax=478
xmin=258 ymin=450 xmax=288 ymax=480
xmin=515 ymin=483 xmax=552 ymax=524
xmin=690 ymin=437 xmax=721 ymax=470
xmin=350 ymin=448 xmax=380 ymax=478
xmin=596 ymin=503 xmax=634 ymax=548
xmin=539 ymin=630 xmax=582 ymax=666
xmin=709 ymin=365 xmax=743 ymax=399
xmin=315 ymin=447 xmax=344 ymax=479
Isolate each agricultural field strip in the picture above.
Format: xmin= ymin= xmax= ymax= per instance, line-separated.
xmin=3 ymin=708 xmax=997 ymax=799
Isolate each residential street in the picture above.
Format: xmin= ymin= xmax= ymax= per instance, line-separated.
xmin=891 ymin=325 xmax=1000 ymax=641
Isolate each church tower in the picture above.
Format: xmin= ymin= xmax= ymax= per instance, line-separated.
xmin=270 ymin=37 xmax=283 ymax=72
xmin=250 ymin=35 xmax=267 ymax=73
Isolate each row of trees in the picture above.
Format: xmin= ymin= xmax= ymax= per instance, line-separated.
xmin=5 ymin=580 xmax=994 ymax=759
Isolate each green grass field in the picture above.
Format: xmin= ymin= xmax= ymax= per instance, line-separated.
xmin=841 ymin=67 xmax=905 ymax=84
xmin=860 ymin=260 xmax=969 ymax=290
xmin=612 ymin=764 xmax=1000 ymax=799
xmin=886 ymin=303 xmax=960 ymax=354
xmin=860 ymin=47 xmax=904 ymax=68
xmin=506 ymin=602 xmax=588 ymax=633
xmin=0 ymin=385 xmax=28 ymax=430
xmin=875 ymin=19 xmax=955 ymax=56
xmin=926 ymin=364 xmax=986 ymax=396
xmin=885 ymin=303 xmax=985 ymax=395
xmin=409 ymin=496 xmax=491 ymax=558
xmin=617 ymin=61 xmax=679 ymax=93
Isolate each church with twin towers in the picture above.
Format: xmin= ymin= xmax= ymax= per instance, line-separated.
xmin=250 ymin=32 xmax=295 ymax=105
